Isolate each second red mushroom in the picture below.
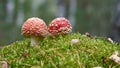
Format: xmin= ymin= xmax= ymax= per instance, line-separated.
xmin=48 ymin=17 xmax=72 ymax=36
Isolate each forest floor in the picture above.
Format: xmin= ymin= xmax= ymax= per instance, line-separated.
xmin=0 ymin=33 xmax=120 ymax=68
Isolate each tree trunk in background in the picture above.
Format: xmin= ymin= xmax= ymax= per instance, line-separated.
xmin=31 ymin=0 xmax=46 ymax=15
xmin=6 ymin=0 xmax=14 ymax=23
xmin=68 ymin=0 xmax=77 ymax=31
xmin=16 ymin=0 xmax=24 ymax=26
xmin=2 ymin=0 xmax=7 ymax=20
xmin=56 ymin=0 xmax=66 ymax=17
xmin=111 ymin=0 xmax=120 ymax=42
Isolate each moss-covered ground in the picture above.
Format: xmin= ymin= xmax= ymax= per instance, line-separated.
xmin=0 ymin=33 xmax=120 ymax=68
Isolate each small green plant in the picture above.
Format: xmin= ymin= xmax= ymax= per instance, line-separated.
xmin=0 ymin=33 xmax=120 ymax=68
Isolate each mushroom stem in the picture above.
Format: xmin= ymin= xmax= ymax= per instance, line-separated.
xmin=31 ymin=36 xmax=39 ymax=46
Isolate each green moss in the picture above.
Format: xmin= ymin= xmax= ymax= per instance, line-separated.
xmin=0 ymin=33 xmax=120 ymax=68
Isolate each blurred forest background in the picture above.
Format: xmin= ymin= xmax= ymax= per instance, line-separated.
xmin=0 ymin=0 xmax=119 ymax=45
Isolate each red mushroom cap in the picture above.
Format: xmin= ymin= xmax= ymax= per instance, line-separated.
xmin=21 ymin=17 xmax=48 ymax=37
xmin=48 ymin=17 xmax=72 ymax=36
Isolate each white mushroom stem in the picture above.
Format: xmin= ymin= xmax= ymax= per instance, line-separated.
xmin=109 ymin=51 xmax=120 ymax=64
xmin=1 ymin=61 xmax=8 ymax=68
xmin=31 ymin=36 xmax=39 ymax=46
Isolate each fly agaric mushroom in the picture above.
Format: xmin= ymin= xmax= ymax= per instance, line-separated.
xmin=21 ymin=17 xmax=48 ymax=46
xmin=48 ymin=17 xmax=72 ymax=36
